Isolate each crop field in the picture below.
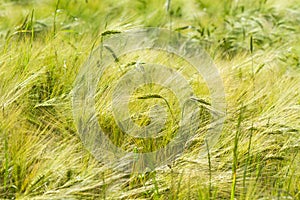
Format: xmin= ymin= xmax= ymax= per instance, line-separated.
xmin=0 ymin=0 xmax=300 ymax=199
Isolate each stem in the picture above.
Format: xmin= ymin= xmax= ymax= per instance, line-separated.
xmin=53 ymin=0 xmax=60 ymax=37
xmin=206 ymin=139 xmax=212 ymax=199
xmin=243 ymin=121 xmax=253 ymax=196
xmin=231 ymin=107 xmax=243 ymax=200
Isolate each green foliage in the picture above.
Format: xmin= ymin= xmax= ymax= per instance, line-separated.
xmin=0 ymin=0 xmax=300 ymax=199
